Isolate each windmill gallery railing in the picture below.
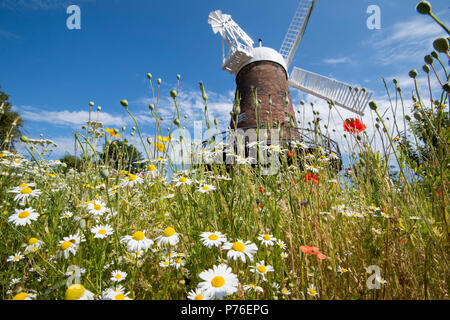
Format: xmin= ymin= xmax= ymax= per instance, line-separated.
xmin=199 ymin=126 xmax=341 ymax=167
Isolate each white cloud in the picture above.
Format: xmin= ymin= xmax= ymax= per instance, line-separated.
xmin=323 ymin=57 xmax=350 ymax=65
xmin=14 ymin=105 xmax=128 ymax=128
xmin=364 ymin=15 xmax=449 ymax=66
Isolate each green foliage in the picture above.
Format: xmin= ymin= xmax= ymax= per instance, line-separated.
xmin=0 ymin=89 xmax=23 ymax=150
xmin=100 ymin=139 xmax=144 ymax=172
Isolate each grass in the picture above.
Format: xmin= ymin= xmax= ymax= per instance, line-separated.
xmin=0 ymin=1 xmax=448 ymax=301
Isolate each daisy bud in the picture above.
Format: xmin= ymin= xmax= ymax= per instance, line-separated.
xmin=214 ymin=118 xmax=218 ymax=126
xmin=97 ymin=106 xmax=101 ymax=111
xmin=177 ymin=74 xmax=181 ymax=80
xmin=424 ymin=55 xmax=433 ymax=65
xmin=120 ymin=99 xmax=129 ymax=107
xmin=422 ymin=65 xmax=430 ymax=73
xmin=416 ymin=1 xmax=431 ymax=15
xmin=369 ymin=101 xmax=378 ymax=111
xmin=147 ymin=73 xmax=152 ymax=80
xmin=170 ymin=90 xmax=177 ymax=99
xmin=173 ymin=119 xmax=180 ymax=127
xmin=409 ymin=69 xmax=418 ymax=79
xmin=122 ymin=126 xmax=126 ymax=131
xmin=300 ymin=100 xmax=305 ymax=105
xmin=147 ymin=137 xmax=152 ymax=144
xmin=160 ymin=116 xmax=164 ymax=121
xmin=393 ymin=78 xmax=397 ymax=85
xmin=414 ymin=113 xmax=421 ymax=121
xmin=157 ymin=78 xmax=162 ymax=85
xmin=234 ymin=105 xmax=241 ymax=115
xmin=20 ymin=135 xmax=29 ymax=143
xmin=433 ymin=38 xmax=449 ymax=53
xmin=412 ymin=96 xmax=418 ymax=102
xmin=149 ymin=104 xmax=154 ymax=111
xmin=405 ymin=115 xmax=411 ymax=121
xmin=375 ymin=124 xmax=380 ymax=129
xmin=89 ymin=101 xmax=94 ymax=107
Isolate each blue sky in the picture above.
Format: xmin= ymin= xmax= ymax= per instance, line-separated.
xmin=1 ymin=0 xmax=449 ymax=159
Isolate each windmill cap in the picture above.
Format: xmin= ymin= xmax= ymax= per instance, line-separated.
xmin=238 ymin=46 xmax=288 ymax=75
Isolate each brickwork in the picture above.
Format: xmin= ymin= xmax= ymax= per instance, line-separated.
xmin=230 ymin=60 xmax=299 ymax=141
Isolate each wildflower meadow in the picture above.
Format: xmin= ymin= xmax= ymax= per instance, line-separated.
xmin=0 ymin=1 xmax=449 ymax=301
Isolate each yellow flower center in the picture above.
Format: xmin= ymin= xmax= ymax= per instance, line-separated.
xmin=115 ymin=294 xmax=125 ymax=300
xmin=132 ymin=231 xmax=145 ymax=241
xmin=13 ymin=292 xmax=29 ymax=300
xmin=163 ymin=227 xmax=175 ymax=237
xmin=176 ymin=258 xmax=182 ymax=264
xmin=194 ymin=294 xmax=203 ymax=300
xmin=147 ymin=164 xmax=156 ymax=171
xmin=257 ymin=265 xmax=267 ymax=273
xmin=20 ymin=187 xmax=32 ymax=194
xmin=28 ymin=237 xmax=39 ymax=245
xmin=61 ymin=241 xmax=72 ymax=250
xmin=65 ymin=284 xmax=86 ymax=300
xmin=179 ymin=177 xmax=187 ymax=183
xmin=98 ymin=229 xmax=106 ymax=235
xmin=163 ymin=261 xmax=170 ymax=266
xmin=18 ymin=211 xmax=30 ymax=219
xmin=232 ymin=241 xmax=245 ymax=252
xmin=115 ymin=274 xmax=122 ymax=279
xmin=208 ymin=234 xmax=219 ymax=241
xmin=263 ymin=234 xmax=271 ymax=241
xmin=309 ymin=288 xmax=316 ymax=295
xmin=202 ymin=186 xmax=210 ymax=191
xmin=211 ymin=276 xmax=225 ymax=288
xmin=128 ymin=174 xmax=137 ymax=181
xmin=94 ymin=204 xmax=101 ymax=211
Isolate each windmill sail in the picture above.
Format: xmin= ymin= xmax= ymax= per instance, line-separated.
xmin=288 ymin=67 xmax=372 ymax=116
xmin=279 ymin=0 xmax=316 ymax=68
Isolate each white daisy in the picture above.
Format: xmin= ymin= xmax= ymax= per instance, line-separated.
xmin=8 ymin=208 xmax=39 ymax=226
xmin=200 ymin=231 xmax=227 ymax=248
xmin=337 ymin=266 xmax=350 ymax=274
xmin=159 ymin=259 xmax=172 ymax=268
xmin=174 ymin=176 xmax=192 ymax=187
xmin=155 ymin=227 xmax=180 ymax=247
xmin=307 ymin=284 xmax=319 ymax=297
xmin=103 ymin=286 xmax=132 ymax=300
xmin=7 ymin=252 xmax=24 ymax=263
xmin=121 ymin=173 xmax=144 ymax=188
xmin=60 ymin=211 xmax=73 ymax=219
xmin=197 ymin=184 xmax=216 ymax=193
xmin=197 ymin=264 xmax=239 ymax=300
xmin=187 ymin=288 xmax=212 ymax=300
xmin=243 ymin=284 xmax=264 ymax=294
xmin=120 ymin=230 xmax=154 ymax=252
xmin=91 ymin=224 xmax=114 ymax=239
xmin=250 ymin=261 xmax=274 ymax=281
xmin=24 ymin=237 xmax=43 ymax=253
xmin=86 ymin=200 xmax=108 ymax=216
xmin=65 ymin=284 xmax=95 ymax=300
xmin=222 ymin=240 xmax=258 ymax=263
xmin=257 ymin=233 xmax=277 ymax=247
xmin=8 ymin=184 xmax=41 ymax=205
xmin=111 ymin=270 xmax=127 ymax=282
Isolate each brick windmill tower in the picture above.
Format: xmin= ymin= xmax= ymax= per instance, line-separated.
xmin=208 ymin=0 xmax=372 ymax=145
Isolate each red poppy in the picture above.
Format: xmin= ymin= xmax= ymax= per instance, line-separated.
xmin=304 ymin=173 xmax=319 ymax=184
xmin=258 ymin=187 xmax=263 ymax=193
xmin=300 ymin=246 xmax=327 ymax=260
xmin=293 ymin=180 xmax=296 ymax=184
xmin=344 ymin=118 xmax=366 ymax=133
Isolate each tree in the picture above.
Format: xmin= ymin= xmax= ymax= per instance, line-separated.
xmin=59 ymin=153 xmax=84 ymax=173
xmin=100 ymin=139 xmax=144 ymax=172
xmin=0 ymin=88 xmax=23 ymax=150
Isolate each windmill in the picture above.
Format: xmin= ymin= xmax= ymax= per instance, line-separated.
xmin=207 ymin=0 xmax=372 ymax=149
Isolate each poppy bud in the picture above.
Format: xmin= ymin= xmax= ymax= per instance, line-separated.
xmin=147 ymin=73 xmax=152 ymax=80
xmin=443 ymin=82 xmax=450 ymax=93
xmin=393 ymin=78 xmax=397 ymax=85
xmin=405 ymin=115 xmax=411 ymax=121
xmin=424 ymin=55 xmax=433 ymax=65
xmin=416 ymin=1 xmax=431 ymax=15
xmin=170 ymin=90 xmax=177 ymax=99
xmin=434 ymin=37 xmax=450 ymax=53
xmin=422 ymin=65 xmax=430 ymax=73
xmin=120 ymin=99 xmax=129 ymax=107
xmin=409 ymin=69 xmax=418 ymax=78
xmin=149 ymin=104 xmax=154 ymax=111
xmin=430 ymin=51 xmax=438 ymax=59
xmin=157 ymin=78 xmax=162 ymax=85
xmin=300 ymin=100 xmax=305 ymax=105
xmin=369 ymin=101 xmax=378 ymax=110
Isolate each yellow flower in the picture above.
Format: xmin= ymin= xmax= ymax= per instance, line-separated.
xmin=106 ymin=128 xmax=120 ymax=138
xmin=157 ymin=136 xmax=171 ymax=142
xmin=154 ymin=143 xmax=165 ymax=152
